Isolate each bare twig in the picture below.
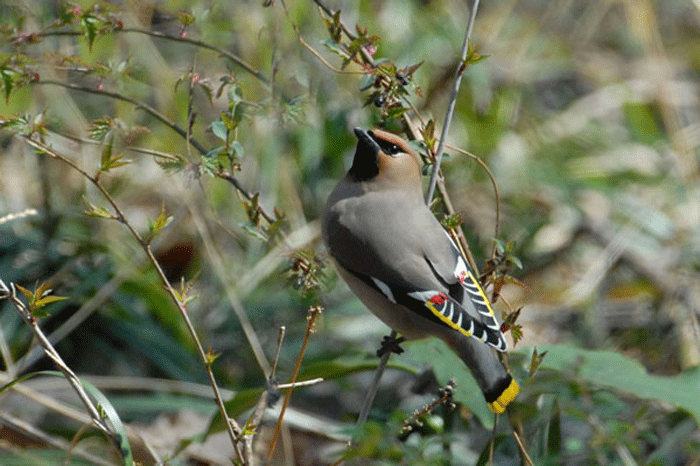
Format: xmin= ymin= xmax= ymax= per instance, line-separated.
xmin=33 ymin=27 xmax=270 ymax=86
xmin=33 ymin=80 xmax=208 ymax=156
xmin=445 ymin=143 xmax=502 ymax=256
xmin=267 ymin=305 xmax=322 ymax=460
xmin=247 ymin=326 xmax=287 ymax=464
xmin=512 ymin=429 xmax=534 ymax=465
xmin=280 ymin=0 xmax=368 ymax=75
xmin=120 ymin=27 xmax=271 ymax=86
xmin=356 ymin=330 xmax=397 ymax=429
xmin=425 ymin=0 xmax=481 ymax=204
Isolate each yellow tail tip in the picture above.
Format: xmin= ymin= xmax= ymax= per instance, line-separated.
xmin=487 ymin=378 xmax=520 ymax=414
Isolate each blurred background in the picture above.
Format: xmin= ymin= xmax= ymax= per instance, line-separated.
xmin=1 ymin=0 xmax=699 ymax=464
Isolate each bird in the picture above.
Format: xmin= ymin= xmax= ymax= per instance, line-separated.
xmin=321 ymin=127 xmax=519 ymax=414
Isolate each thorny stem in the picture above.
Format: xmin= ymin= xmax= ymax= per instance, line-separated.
xmin=268 ymin=306 xmax=322 ymax=460
xmin=425 ymin=0 xmax=481 ymax=204
xmin=19 ymin=136 xmax=246 ymax=465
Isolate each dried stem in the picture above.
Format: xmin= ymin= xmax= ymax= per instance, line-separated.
xmin=267 ymin=306 xmax=322 ymax=460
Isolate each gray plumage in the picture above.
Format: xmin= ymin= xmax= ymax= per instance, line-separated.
xmin=322 ymin=127 xmax=519 ymax=413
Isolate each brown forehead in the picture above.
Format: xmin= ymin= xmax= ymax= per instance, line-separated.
xmin=371 ymin=129 xmax=423 ymax=180
xmin=371 ymin=129 xmax=420 ymax=158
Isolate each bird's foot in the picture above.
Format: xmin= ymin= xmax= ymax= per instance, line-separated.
xmin=376 ymin=334 xmax=405 ymax=357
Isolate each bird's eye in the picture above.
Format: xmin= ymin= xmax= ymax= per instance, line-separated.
xmin=378 ymin=140 xmax=402 ymax=156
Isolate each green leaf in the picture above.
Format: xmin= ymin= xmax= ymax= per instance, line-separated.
xmin=441 ymin=213 xmax=462 ymax=230
xmin=624 ymin=102 xmax=663 ymax=145
xmin=84 ymin=200 xmax=115 ymax=219
xmin=547 ymin=398 xmax=561 ymax=456
xmin=33 ymin=295 xmax=68 ymax=308
xmin=15 ymin=283 xmax=33 ymax=301
xmin=535 ymin=345 xmax=700 ymax=423
xmin=230 ymin=141 xmax=244 ymax=158
xmin=78 ymin=374 xmax=134 ymax=465
xmin=227 ymin=84 xmax=243 ymax=106
xmin=81 ymin=15 xmax=98 ymax=51
xmin=528 ymin=347 xmax=547 ymax=378
xmin=211 ymin=119 xmax=228 ymax=142
xmin=359 ymin=73 xmax=375 ymax=91
xmin=148 ymin=204 xmax=173 ymax=241
xmin=1 ymin=67 xmax=14 ymax=103
xmin=321 ymin=39 xmax=347 ymax=58
xmin=240 ymin=221 xmax=268 ymax=241
xmin=100 ymin=133 xmax=113 ymax=169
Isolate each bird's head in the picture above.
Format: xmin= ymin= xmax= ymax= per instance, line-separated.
xmin=349 ymin=127 xmax=422 ymax=189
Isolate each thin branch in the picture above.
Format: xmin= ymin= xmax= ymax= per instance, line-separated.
xmin=281 ymin=0 xmax=367 ymax=75
xmin=33 ymin=80 xmax=208 ymax=156
xmin=356 ymin=330 xmax=397 ymax=430
xmin=511 ymin=428 xmax=534 ymax=465
xmin=34 ymin=27 xmax=270 ymax=86
xmin=268 ymin=305 xmax=322 ymax=460
xmin=120 ymin=27 xmax=271 ymax=86
xmin=217 ymin=170 xmax=276 ymax=225
xmin=18 ymin=136 xmax=247 ymax=465
xmin=445 ymin=143 xmax=502 ymax=254
xmin=425 ymin=0 xmax=481 ymax=204
xmin=0 ymin=280 xmax=111 ymax=439
xmin=247 ymin=326 xmax=286 ymax=464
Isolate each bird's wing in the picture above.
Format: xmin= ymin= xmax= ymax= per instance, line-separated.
xmin=325 ymin=192 xmax=506 ymax=351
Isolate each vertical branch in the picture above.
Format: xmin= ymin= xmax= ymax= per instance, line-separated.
xmin=267 ymin=306 xmax=321 ymax=460
xmin=356 ymin=330 xmax=397 ymax=430
xmin=425 ymin=0 xmax=481 ymax=204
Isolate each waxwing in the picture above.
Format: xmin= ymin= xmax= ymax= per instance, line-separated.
xmin=322 ymin=127 xmax=519 ymax=414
